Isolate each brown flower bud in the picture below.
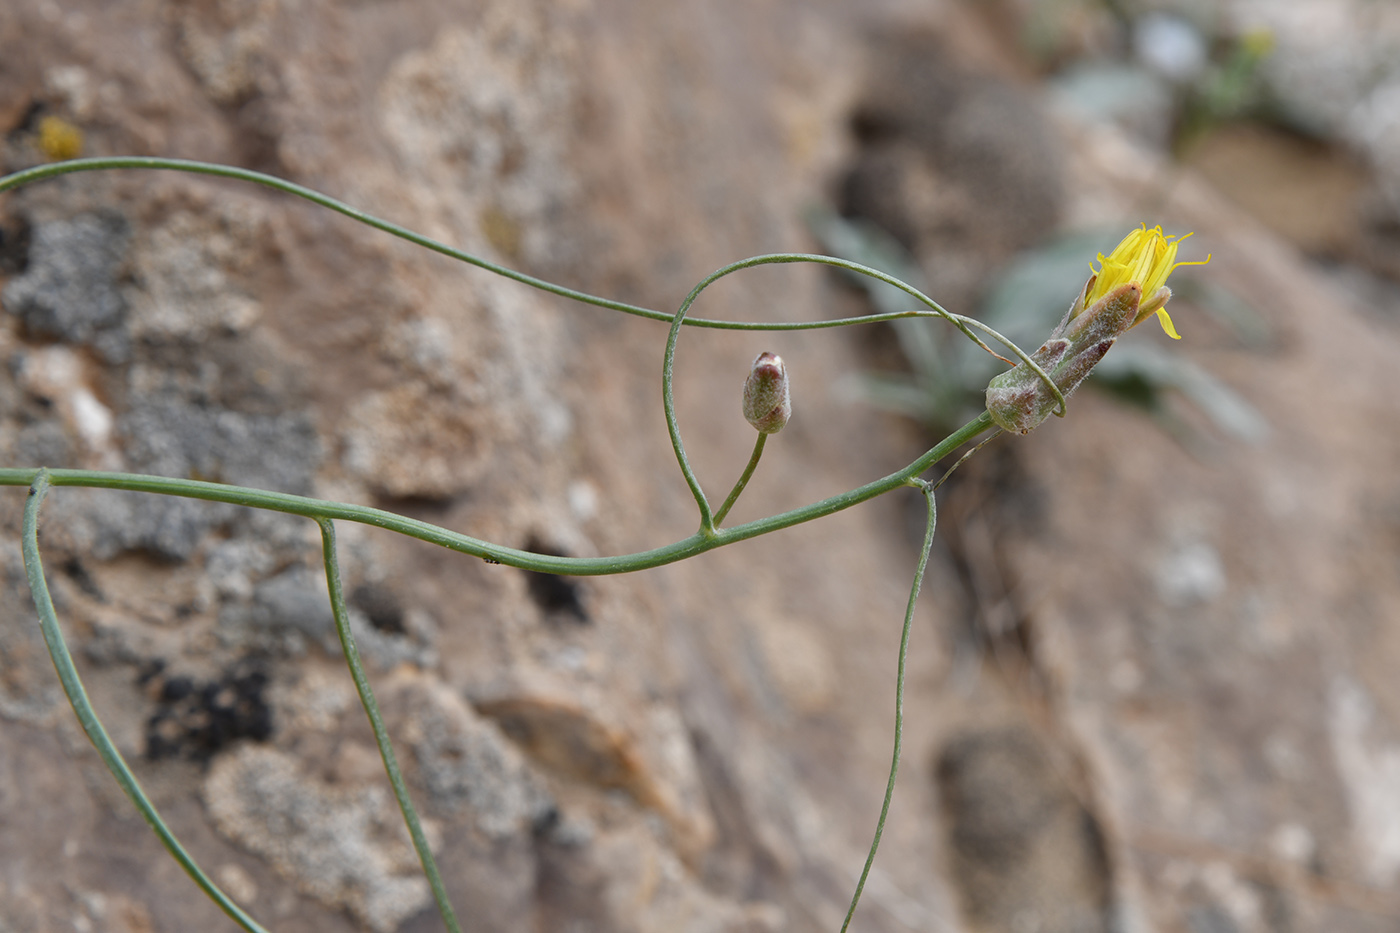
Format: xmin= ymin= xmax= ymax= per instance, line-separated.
xmin=742 ymin=352 xmax=791 ymax=434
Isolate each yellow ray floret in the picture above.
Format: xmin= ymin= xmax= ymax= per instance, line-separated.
xmin=1084 ymin=225 xmax=1210 ymax=339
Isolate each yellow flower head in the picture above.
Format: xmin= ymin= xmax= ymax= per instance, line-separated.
xmin=1083 ymin=225 xmax=1209 ymax=340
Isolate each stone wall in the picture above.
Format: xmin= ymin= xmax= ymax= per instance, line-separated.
xmin=2 ymin=2 xmax=1400 ymax=932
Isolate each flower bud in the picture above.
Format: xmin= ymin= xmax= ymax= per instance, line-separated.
xmin=743 ymin=352 xmax=791 ymax=434
xmin=986 ymin=283 xmax=1139 ymax=434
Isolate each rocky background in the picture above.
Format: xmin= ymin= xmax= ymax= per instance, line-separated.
xmin=3 ymin=1 xmax=1400 ymax=931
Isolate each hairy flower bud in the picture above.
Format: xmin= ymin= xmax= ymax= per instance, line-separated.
xmin=743 ymin=352 xmax=791 ymax=434
xmin=986 ymin=225 xmax=1208 ymax=435
xmin=987 ymin=283 xmax=1140 ymax=434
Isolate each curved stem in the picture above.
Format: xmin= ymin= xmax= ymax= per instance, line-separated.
xmin=0 ymin=411 xmax=993 ymax=577
xmin=0 ymin=159 xmax=1041 ymax=357
xmin=933 ymin=428 xmax=1004 ymax=492
xmin=952 ymin=316 xmax=1067 ymax=417
xmin=657 ymin=251 xmax=1050 ymax=529
xmin=713 ymin=432 xmax=766 ymax=528
xmin=318 ymin=519 xmax=462 ymax=933
xmin=21 ymin=471 xmax=271 ymax=933
xmin=840 ymin=478 xmax=938 ymax=933
xmin=0 ymin=158 xmax=668 ymax=323
xmin=662 ymin=288 xmax=714 ymax=527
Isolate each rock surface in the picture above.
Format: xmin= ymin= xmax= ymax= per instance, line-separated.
xmin=2 ymin=2 xmax=1400 ymax=933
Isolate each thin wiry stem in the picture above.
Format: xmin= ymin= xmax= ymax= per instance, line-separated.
xmin=933 ymin=428 xmax=1004 ymax=492
xmin=318 ymin=519 xmax=462 ymax=933
xmin=840 ymin=478 xmax=939 ymax=933
xmin=21 ymin=471 xmax=271 ymax=933
xmin=713 ymin=432 xmax=766 ymax=528
xmin=0 ymin=157 xmax=1047 ymax=364
xmin=0 ymin=411 xmax=994 ymax=575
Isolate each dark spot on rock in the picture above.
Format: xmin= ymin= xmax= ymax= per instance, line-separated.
xmin=144 ymin=658 xmax=273 ymax=761
xmin=834 ymin=29 xmax=1064 ymax=340
xmin=370 ymin=492 xmax=458 ymax=517
xmin=350 ymin=582 xmax=405 ymax=635
xmin=0 ymin=214 xmax=32 ymax=276
xmin=534 ymin=823 xmax=610 ymax=933
xmin=60 ymin=558 xmax=104 ymax=602
xmin=521 ymin=536 xmax=588 ymax=624
xmin=10 ymin=100 xmax=45 ymax=134
xmin=229 ymin=95 xmax=286 ymax=178
xmin=530 ymin=803 xmax=562 ymax=838
xmin=161 ymin=675 xmax=194 ymax=702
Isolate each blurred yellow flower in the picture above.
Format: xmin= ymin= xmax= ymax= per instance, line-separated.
xmin=1242 ymin=28 xmax=1275 ymax=59
xmin=1083 ymin=225 xmax=1209 ymax=340
xmin=38 ymin=115 xmax=84 ymax=161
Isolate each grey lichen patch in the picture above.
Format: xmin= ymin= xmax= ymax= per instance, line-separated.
xmin=204 ymin=535 xmax=279 ymax=602
xmin=7 ymin=420 xmax=75 ymax=471
xmin=38 ymin=397 xmax=320 ymax=563
xmin=1328 ymin=679 xmax=1400 ymax=886
xmin=123 ymin=205 xmax=267 ymax=340
xmin=218 ymin=565 xmax=334 ymax=657
xmin=29 ymin=482 xmax=225 ymax=563
xmin=2 ymin=212 xmax=129 ymax=346
xmin=217 ymin=564 xmax=436 ymax=668
xmin=242 ymin=565 xmax=334 ymax=640
xmin=384 ymin=673 xmax=555 ymax=841
xmin=204 ymin=744 xmax=430 ymax=933
xmin=120 ymin=398 xmax=320 ymax=495
xmin=269 ymin=665 xmax=356 ymax=739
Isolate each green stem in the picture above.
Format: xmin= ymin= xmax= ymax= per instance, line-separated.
xmin=0 ymin=158 xmax=1040 ymax=358
xmin=21 ymin=471 xmax=271 ymax=933
xmin=317 ymin=519 xmax=462 ymax=933
xmin=0 ymin=411 xmax=992 ymax=576
xmin=840 ymin=478 xmax=938 ymax=933
xmin=712 ymin=432 xmax=766 ymax=528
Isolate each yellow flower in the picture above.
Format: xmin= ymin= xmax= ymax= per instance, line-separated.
xmin=1083 ymin=225 xmax=1210 ymax=340
xmin=986 ymin=225 xmax=1212 ymax=433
